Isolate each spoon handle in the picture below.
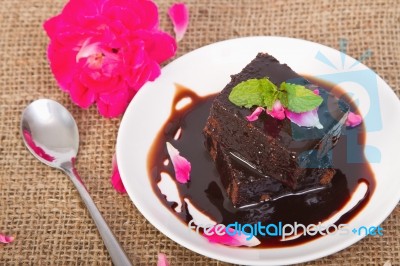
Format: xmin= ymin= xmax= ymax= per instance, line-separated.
xmin=64 ymin=167 xmax=133 ymax=266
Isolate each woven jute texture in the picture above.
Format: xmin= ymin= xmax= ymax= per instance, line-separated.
xmin=0 ymin=0 xmax=399 ymax=265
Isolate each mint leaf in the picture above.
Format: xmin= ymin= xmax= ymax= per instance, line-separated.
xmin=260 ymin=78 xmax=278 ymax=109
xmin=228 ymin=78 xmax=277 ymax=108
xmin=277 ymin=90 xmax=288 ymax=108
xmin=264 ymin=90 xmax=278 ymax=110
xmin=282 ymin=82 xmax=323 ymax=112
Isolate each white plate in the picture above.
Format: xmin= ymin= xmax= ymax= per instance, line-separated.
xmin=117 ymin=36 xmax=400 ymax=265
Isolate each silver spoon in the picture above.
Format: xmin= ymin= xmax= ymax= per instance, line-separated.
xmin=21 ymin=99 xmax=132 ymax=266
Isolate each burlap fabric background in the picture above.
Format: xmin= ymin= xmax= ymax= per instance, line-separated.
xmin=0 ymin=0 xmax=399 ymax=265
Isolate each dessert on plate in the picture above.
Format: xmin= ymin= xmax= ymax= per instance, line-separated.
xmin=203 ymin=53 xmax=350 ymax=207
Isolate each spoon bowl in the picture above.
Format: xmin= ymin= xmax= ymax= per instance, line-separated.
xmin=21 ymin=99 xmax=79 ymax=168
xmin=21 ymin=99 xmax=132 ymax=266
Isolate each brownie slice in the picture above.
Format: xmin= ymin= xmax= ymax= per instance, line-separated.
xmin=214 ymin=142 xmax=335 ymax=208
xmin=203 ymin=53 xmax=348 ymax=206
xmin=214 ymin=142 xmax=286 ymax=207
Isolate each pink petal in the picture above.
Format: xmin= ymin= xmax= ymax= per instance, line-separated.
xmin=103 ymin=0 xmax=159 ymax=30
xmin=46 ymin=42 xmax=78 ymax=91
xmin=60 ymin=0 xmax=103 ymax=22
xmin=78 ymin=68 xmax=122 ymax=94
xmin=346 ymin=111 xmax=362 ymax=127
xmin=313 ymin=89 xmax=320 ymax=95
xmin=246 ymin=107 xmax=265 ymax=121
xmin=68 ymin=78 xmax=96 ymax=108
xmin=286 ymin=109 xmax=324 ymax=129
xmin=110 ymin=153 xmax=127 ymax=194
xmin=137 ymin=30 xmax=177 ymax=63
xmin=76 ymin=40 xmax=101 ymax=62
xmin=97 ymin=88 xmax=130 ymax=118
xmin=168 ymin=3 xmax=189 ymax=42
xmin=126 ymin=58 xmax=161 ymax=90
xmin=0 ymin=233 xmax=14 ymax=244
xmin=157 ymin=253 xmax=170 ymax=266
xmin=266 ymin=100 xmax=286 ymax=120
xmin=202 ymin=225 xmax=260 ymax=247
xmin=166 ymin=142 xmax=191 ymax=183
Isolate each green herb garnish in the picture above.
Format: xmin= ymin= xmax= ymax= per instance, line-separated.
xmin=228 ymin=78 xmax=323 ymax=112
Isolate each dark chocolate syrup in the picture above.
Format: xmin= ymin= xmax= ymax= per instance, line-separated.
xmin=147 ymin=81 xmax=375 ymax=248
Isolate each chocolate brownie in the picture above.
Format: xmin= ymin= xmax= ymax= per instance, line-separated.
xmin=203 ymin=53 xmax=348 ymax=207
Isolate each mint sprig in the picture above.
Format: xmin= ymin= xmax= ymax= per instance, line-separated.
xmin=228 ymin=78 xmax=323 ymax=113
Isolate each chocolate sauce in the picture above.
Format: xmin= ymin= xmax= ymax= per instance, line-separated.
xmin=147 ymin=82 xmax=375 ymax=248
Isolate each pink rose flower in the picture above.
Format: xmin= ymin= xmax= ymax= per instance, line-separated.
xmin=44 ymin=0 xmax=177 ymax=117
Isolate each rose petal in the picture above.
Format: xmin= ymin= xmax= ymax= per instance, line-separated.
xmin=266 ymin=100 xmax=286 ymax=120
xmin=76 ymin=41 xmax=101 ymax=62
xmin=166 ymin=142 xmax=191 ymax=183
xmin=0 ymin=233 xmax=14 ymax=244
xmin=203 ymin=225 xmax=260 ymax=247
xmin=345 ymin=111 xmax=362 ymax=127
xmin=110 ymin=153 xmax=126 ymax=193
xmin=60 ymin=0 xmax=102 ymax=22
xmin=68 ymin=78 xmax=96 ymax=108
xmin=97 ymin=88 xmax=130 ymax=118
xmin=285 ymin=109 xmax=324 ymax=129
xmin=157 ymin=253 xmax=170 ymax=266
xmin=137 ymin=30 xmax=177 ymax=63
xmin=103 ymin=0 xmax=159 ymax=30
xmin=46 ymin=43 xmax=78 ymax=91
xmin=126 ymin=58 xmax=161 ymax=91
xmin=246 ymin=107 xmax=264 ymax=122
xmin=168 ymin=3 xmax=189 ymax=42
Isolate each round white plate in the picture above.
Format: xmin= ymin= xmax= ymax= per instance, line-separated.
xmin=117 ymin=36 xmax=400 ymax=265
